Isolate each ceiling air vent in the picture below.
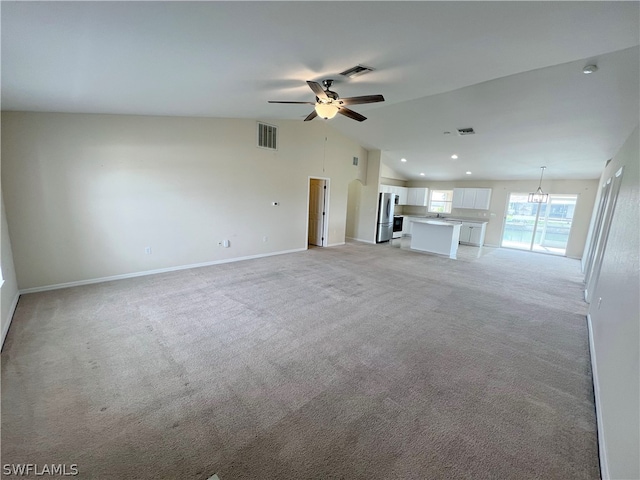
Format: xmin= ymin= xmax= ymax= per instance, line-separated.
xmin=339 ymin=65 xmax=375 ymax=78
xmin=257 ymin=122 xmax=277 ymax=150
xmin=457 ymin=127 xmax=475 ymax=136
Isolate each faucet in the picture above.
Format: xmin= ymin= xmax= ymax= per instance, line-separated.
xmin=436 ymin=213 xmax=441 ymax=218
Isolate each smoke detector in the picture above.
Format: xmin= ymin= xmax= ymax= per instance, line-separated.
xmin=457 ymin=127 xmax=475 ymax=136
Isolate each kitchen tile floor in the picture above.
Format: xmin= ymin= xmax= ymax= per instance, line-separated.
xmin=388 ymin=236 xmax=496 ymax=261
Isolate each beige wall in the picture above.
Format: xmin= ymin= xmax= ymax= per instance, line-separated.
xmin=2 ymin=112 xmax=367 ymax=290
xmin=403 ymin=178 xmax=598 ymax=258
xmin=346 ymin=150 xmax=381 ymax=243
xmin=379 ymin=160 xmax=407 ymax=181
xmin=587 ymin=127 xmax=639 ymax=480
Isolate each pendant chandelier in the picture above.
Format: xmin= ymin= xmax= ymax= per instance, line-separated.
xmin=528 ymin=166 xmax=549 ymax=203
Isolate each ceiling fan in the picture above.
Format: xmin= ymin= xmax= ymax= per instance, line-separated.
xmin=268 ymin=80 xmax=385 ymax=122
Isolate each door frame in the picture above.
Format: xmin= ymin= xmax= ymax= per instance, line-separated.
xmin=584 ymin=166 xmax=624 ymax=302
xmin=306 ymin=176 xmax=330 ymax=248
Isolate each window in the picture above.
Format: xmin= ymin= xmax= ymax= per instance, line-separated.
xmin=428 ymin=190 xmax=453 ymax=213
xmin=501 ymin=193 xmax=578 ymax=255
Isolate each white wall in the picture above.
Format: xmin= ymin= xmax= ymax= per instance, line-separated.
xmin=379 ymin=158 xmax=408 ymax=181
xmin=403 ymin=178 xmax=598 ymax=258
xmin=1 ymin=194 xmax=20 ymax=347
xmin=587 ymin=127 xmax=639 ymax=480
xmin=1 ymin=112 xmax=368 ymax=290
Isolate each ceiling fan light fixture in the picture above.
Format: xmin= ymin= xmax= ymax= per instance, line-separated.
xmin=314 ymin=102 xmax=339 ymax=119
xmin=269 ymin=80 xmax=384 ymax=122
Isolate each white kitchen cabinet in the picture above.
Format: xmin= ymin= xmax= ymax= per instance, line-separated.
xmin=473 ymin=188 xmax=492 ymax=210
xmin=462 ymin=189 xmax=477 ymax=209
xmin=397 ymin=187 xmax=408 ymax=205
xmin=379 ymin=185 xmax=409 ymax=204
xmin=452 ymin=188 xmax=492 ymax=210
xmin=452 ymin=189 xmax=465 ymax=209
xmin=402 ymin=216 xmax=415 ymax=235
xmin=406 ymin=187 xmax=429 ymax=206
xmin=459 ymin=222 xmax=487 ymax=246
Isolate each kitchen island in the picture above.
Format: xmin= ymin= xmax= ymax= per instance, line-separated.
xmin=409 ymin=219 xmax=462 ymax=259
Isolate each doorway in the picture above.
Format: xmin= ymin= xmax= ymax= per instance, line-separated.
xmin=501 ymin=193 xmax=578 ymax=255
xmin=308 ymin=177 xmax=329 ymax=247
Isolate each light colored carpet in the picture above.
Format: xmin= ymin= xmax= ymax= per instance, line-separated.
xmin=1 ymin=242 xmax=599 ymax=479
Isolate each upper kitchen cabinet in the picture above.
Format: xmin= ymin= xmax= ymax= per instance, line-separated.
xmin=406 ymin=187 xmax=429 ymax=206
xmin=452 ymin=188 xmax=492 ymax=210
xmin=473 ymin=189 xmax=492 ymax=210
xmin=379 ymin=185 xmax=409 ymax=205
xmin=397 ymin=187 xmax=408 ymax=205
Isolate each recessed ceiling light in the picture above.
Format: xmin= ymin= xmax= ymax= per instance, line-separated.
xmin=583 ymin=64 xmax=598 ymax=74
xmin=401 ymin=158 xmax=407 ymax=162
xmin=451 ymin=154 xmax=458 ymax=159
xmin=420 ymin=173 xmax=425 ymax=176
xmin=443 ymin=131 xmax=451 ymax=135
xmin=466 ymin=171 xmax=472 ymax=175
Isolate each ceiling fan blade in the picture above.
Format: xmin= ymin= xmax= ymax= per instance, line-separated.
xmin=268 ymin=101 xmax=315 ymax=104
xmin=339 ymin=94 xmax=385 ymax=106
xmin=338 ymin=107 xmax=367 ymax=122
xmin=304 ymin=110 xmax=318 ymax=122
xmin=307 ymin=81 xmax=329 ymax=101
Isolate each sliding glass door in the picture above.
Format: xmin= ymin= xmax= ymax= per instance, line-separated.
xmin=502 ymin=193 xmax=577 ymax=255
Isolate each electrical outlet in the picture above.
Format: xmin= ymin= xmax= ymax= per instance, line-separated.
xmin=218 ymin=240 xmax=230 ymax=248
xmin=144 ymin=247 xmax=152 ymax=254
xmin=263 ymin=236 xmax=268 ymax=243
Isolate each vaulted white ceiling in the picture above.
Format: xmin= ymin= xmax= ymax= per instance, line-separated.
xmin=2 ymin=1 xmax=639 ymax=180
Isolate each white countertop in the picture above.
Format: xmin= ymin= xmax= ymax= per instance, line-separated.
xmin=410 ymin=219 xmax=461 ymax=227
xmin=403 ymin=215 xmax=487 ymax=225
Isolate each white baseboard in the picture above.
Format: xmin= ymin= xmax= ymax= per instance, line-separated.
xmin=587 ymin=313 xmax=609 ymax=480
xmin=1 ymin=292 xmax=20 ymax=349
xmin=346 ymin=237 xmax=376 ymax=244
xmin=19 ymin=248 xmax=307 ymax=295
xmin=327 ymin=242 xmax=346 ymax=247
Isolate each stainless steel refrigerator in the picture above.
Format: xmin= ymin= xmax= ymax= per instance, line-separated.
xmin=376 ymin=192 xmax=395 ymax=242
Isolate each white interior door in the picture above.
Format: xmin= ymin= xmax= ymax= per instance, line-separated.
xmin=308 ymin=178 xmax=327 ymax=246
